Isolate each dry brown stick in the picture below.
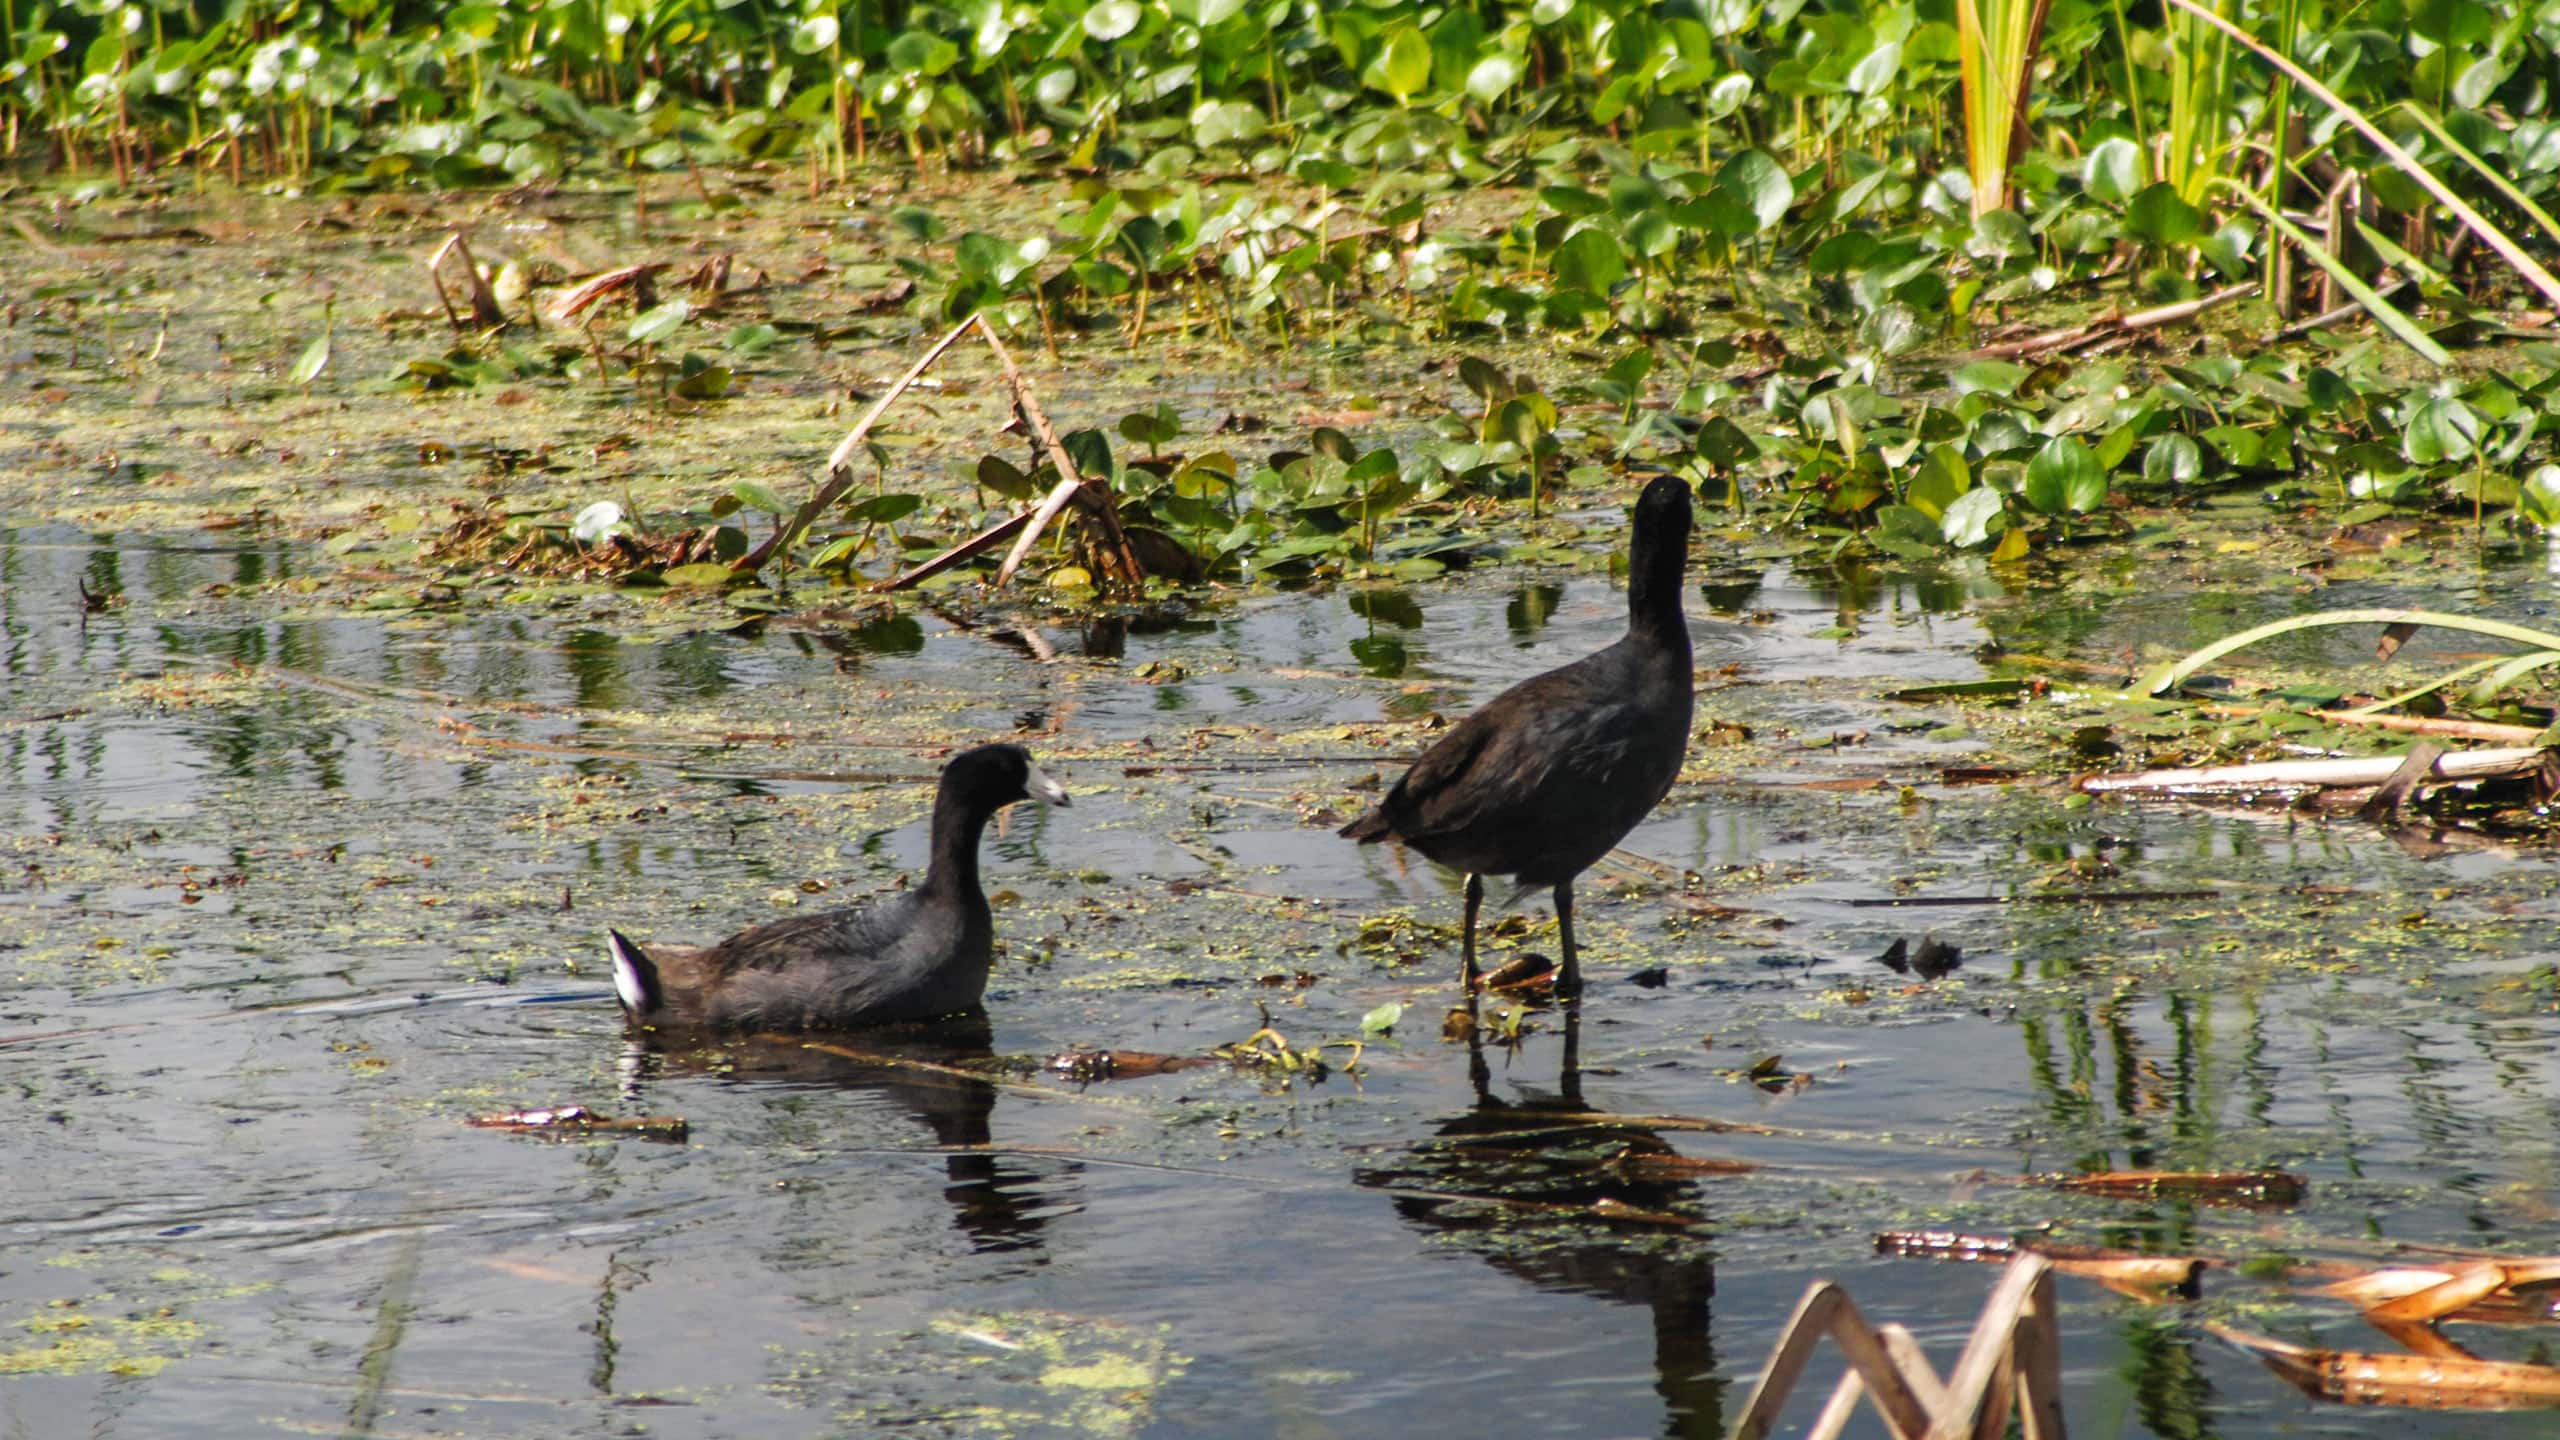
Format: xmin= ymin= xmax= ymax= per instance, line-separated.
xmin=426 ymin=232 xmax=507 ymax=330
xmin=995 ymin=477 xmax=1091 ymax=585
xmin=2356 ymin=739 xmax=2447 ymax=822
xmin=974 ymin=314 xmax=1145 ymax=589
xmin=1968 ymin=282 xmax=2257 ymax=360
xmin=735 ymin=314 xmax=980 ymax=574
xmin=544 ymin=262 xmax=666 ymax=324
xmin=883 ymin=509 xmax=1034 ymax=590
xmin=2275 ymin=277 xmax=2409 ymax=340
xmin=1732 ymin=1282 xmax=1940 ymax=1440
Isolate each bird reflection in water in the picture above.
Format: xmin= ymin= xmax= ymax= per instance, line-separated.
xmin=1356 ymin=1012 xmax=1726 ymax=1439
xmin=620 ymin=1015 xmax=1068 ymax=1253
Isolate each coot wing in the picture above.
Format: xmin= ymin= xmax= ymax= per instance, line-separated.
xmin=697 ymin=888 xmax=931 ymax=979
xmin=1383 ymin=654 xmax=1624 ymax=835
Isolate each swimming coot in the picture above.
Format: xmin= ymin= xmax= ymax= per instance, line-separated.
xmin=606 ymin=743 xmax=1069 ymax=1030
xmin=1340 ymin=474 xmax=1694 ymax=996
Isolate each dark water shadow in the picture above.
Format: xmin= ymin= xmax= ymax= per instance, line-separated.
xmin=1356 ymin=1014 xmax=1725 ymax=1439
xmin=619 ymin=1016 xmax=1068 ymax=1255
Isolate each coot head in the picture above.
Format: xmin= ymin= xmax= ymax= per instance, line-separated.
xmin=1625 ymin=472 xmax=1694 ymax=635
xmin=942 ymin=742 xmax=1072 ymax=813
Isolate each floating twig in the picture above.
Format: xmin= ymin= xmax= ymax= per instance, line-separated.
xmin=2320 ymin=1259 xmax=2560 ymax=1325
xmin=2030 ymin=1167 xmax=2307 ymax=1208
xmin=1965 ymin=283 xmax=2255 ymax=360
xmin=466 ymin=1105 xmax=687 ymax=1141
xmin=1875 ymin=1230 xmax=2203 ymax=1299
xmin=545 ymin=262 xmax=666 ymax=324
xmin=1848 ymin=889 xmax=2218 ymax=909
xmin=2081 ymin=747 xmax=2553 ymax=798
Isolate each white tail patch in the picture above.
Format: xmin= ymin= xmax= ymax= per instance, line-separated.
xmin=605 ymin=930 xmax=658 ymax=1015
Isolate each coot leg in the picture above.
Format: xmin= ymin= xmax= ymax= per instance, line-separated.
xmin=1461 ymin=873 xmax=1485 ymax=991
xmin=1557 ymin=1007 xmax=1585 ymax=1109
xmin=1553 ymin=881 xmax=1581 ymax=998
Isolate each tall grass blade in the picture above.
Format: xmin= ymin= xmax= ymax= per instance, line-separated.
xmin=2144 ymin=607 xmax=2560 ymax=696
xmin=2163 ymin=0 xmax=2560 ymax=310
xmin=2217 ymin=183 xmax=2452 ymax=365
xmin=2465 ymin=650 xmax=2560 ymax=706
xmin=2388 ymin=103 xmax=2560 ymax=252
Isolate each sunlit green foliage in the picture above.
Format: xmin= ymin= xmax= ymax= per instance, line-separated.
xmin=20 ymin=0 xmax=2560 ymax=573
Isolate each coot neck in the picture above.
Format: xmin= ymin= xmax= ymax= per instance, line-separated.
xmin=920 ymin=790 xmax=994 ymax=902
xmin=1624 ymin=521 xmax=1692 ymax=662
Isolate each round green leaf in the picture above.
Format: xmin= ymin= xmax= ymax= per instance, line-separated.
xmin=1714 ymin=149 xmax=1794 ymax=233
xmin=730 ymin=480 xmax=789 ymax=514
xmin=2023 ymin=436 xmax=2106 ymax=514
xmin=1362 ymin=24 xmax=1431 ymax=103
xmin=2404 ymin=395 xmax=2481 ymax=466
xmin=789 ymin=14 xmax=839 ymax=53
xmin=1551 ymin=225 xmax=1628 ymax=295
xmin=1083 ymin=0 xmax=1141 ymax=41
xmin=1189 ymin=98 xmax=1263 ymax=147
xmin=1465 ymin=53 xmax=1523 ymax=103
xmin=1846 ymin=41 xmax=1900 ymax=96
xmin=628 ymin=299 xmax=691 ymax=344
xmin=1940 ymin=485 xmax=2005 ymax=547
xmin=2083 ymin=137 xmax=2143 ymax=203
xmin=2122 ymin=182 xmax=2204 ymax=247
xmin=842 ymin=492 xmax=922 ymax=525
xmin=2142 ymin=433 xmax=2202 ymax=487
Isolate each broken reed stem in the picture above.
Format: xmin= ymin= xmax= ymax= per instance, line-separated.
xmin=740 ymin=311 xmax=1143 ymax=591
xmin=2081 ymin=745 xmax=2551 ymax=795
xmin=883 ymin=509 xmax=1033 ymax=590
xmin=735 ymin=314 xmax=978 ymax=574
xmin=994 ymin=476 xmax=1090 ymax=585
xmin=426 ymin=232 xmax=506 ymax=330
xmin=974 ymin=314 xmax=1146 ymax=589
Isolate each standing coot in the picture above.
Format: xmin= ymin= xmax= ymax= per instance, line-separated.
xmin=606 ymin=743 xmax=1070 ymax=1030
xmin=1340 ymin=474 xmax=1694 ymax=996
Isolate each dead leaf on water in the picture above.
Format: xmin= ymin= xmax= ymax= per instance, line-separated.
xmin=1473 ymin=954 xmax=1555 ymax=993
xmin=1047 ymin=1049 xmax=1214 ymax=1082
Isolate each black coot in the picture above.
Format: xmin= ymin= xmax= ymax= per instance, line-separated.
xmin=1340 ymin=474 xmax=1694 ymax=995
xmin=606 ymin=743 xmax=1070 ymax=1030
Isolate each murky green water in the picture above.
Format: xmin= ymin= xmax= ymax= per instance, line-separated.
xmin=6 ymin=516 xmax=2560 ymax=1439
xmin=10 ymin=188 xmax=2560 ymax=1438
